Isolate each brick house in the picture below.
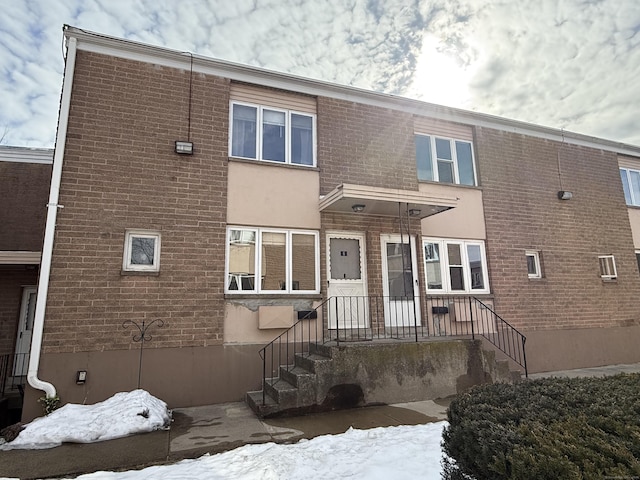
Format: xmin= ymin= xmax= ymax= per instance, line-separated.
xmin=0 ymin=146 xmax=52 ymax=424
xmin=18 ymin=26 xmax=640 ymax=420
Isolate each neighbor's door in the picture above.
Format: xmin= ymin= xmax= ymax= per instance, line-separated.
xmin=14 ymin=286 xmax=36 ymax=376
xmin=327 ymin=233 xmax=368 ymax=329
xmin=380 ymin=234 xmax=421 ymax=327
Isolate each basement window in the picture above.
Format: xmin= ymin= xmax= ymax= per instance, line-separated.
xmin=123 ymin=230 xmax=161 ymax=273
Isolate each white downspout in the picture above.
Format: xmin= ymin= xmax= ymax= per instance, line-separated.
xmin=28 ymin=36 xmax=78 ymax=399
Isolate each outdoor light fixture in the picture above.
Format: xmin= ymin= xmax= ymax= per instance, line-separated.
xmin=351 ymin=204 xmax=365 ymax=213
xmin=409 ymin=209 xmax=421 ymax=217
xmin=76 ymin=370 xmax=87 ymax=385
xmin=175 ymin=141 xmax=194 ymax=155
xmin=558 ymin=190 xmax=573 ymax=200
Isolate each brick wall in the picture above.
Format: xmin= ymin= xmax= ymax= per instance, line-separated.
xmin=476 ymin=127 xmax=640 ymax=331
xmin=317 ymin=97 xmax=417 ymax=194
xmin=43 ymin=51 xmax=229 ymax=354
xmin=0 ymin=162 xmax=51 ymax=251
xmin=0 ymin=267 xmax=38 ymax=355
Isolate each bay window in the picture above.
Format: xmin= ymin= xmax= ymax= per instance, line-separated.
xmin=423 ymin=238 xmax=489 ymax=293
xmin=226 ymin=227 xmax=319 ymax=294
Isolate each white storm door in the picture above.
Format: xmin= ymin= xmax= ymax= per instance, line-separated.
xmin=14 ymin=286 xmax=36 ymax=376
xmin=327 ymin=233 xmax=368 ymax=329
xmin=381 ymin=235 xmax=421 ymax=327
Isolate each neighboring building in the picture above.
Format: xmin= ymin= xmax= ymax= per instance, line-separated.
xmin=20 ymin=26 xmax=640 ymax=420
xmin=0 ymin=146 xmax=52 ymax=425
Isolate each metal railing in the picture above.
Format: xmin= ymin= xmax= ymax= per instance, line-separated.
xmin=257 ymin=295 xmax=528 ymax=405
xmin=0 ymin=353 xmax=29 ymax=398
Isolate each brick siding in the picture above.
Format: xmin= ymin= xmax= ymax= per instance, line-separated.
xmin=476 ymin=126 xmax=640 ymax=331
xmin=43 ymin=51 xmax=229 ymax=354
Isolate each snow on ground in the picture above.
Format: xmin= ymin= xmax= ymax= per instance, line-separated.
xmin=71 ymin=422 xmax=447 ymax=480
xmin=0 ymin=390 xmax=170 ymax=450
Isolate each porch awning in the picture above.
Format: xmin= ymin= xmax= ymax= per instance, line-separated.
xmin=319 ymin=183 xmax=457 ymax=219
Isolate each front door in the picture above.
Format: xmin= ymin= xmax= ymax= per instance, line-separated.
xmin=14 ymin=286 xmax=36 ymax=376
xmin=381 ymin=234 xmax=421 ymax=327
xmin=327 ymin=233 xmax=367 ymax=329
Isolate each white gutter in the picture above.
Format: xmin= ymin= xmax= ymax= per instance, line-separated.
xmin=28 ymin=36 xmax=78 ymax=399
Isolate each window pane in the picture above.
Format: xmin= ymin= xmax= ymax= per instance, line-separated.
xmin=630 ymin=170 xmax=640 ymax=206
xmin=450 ymin=267 xmax=465 ymax=290
xmin=262 ymin=110 xmax=286 ymax=162
xmin=386 ymin=243 xmax=413 ymax=297
xmin=438 ymin=161 xmax=454 ymax=183
xmin=228 ymin=229 xmax=256 ymax=291
xmin=131 ymin=237 xmax=155 ymax=265
xmin=231 ymin=105 xmax=257 ymax=158
xmin=292 ymin=233 xmax=316 ymax=290
xmin=424 ymin=242 xmax=442 ymax=289
xmin=291 ymin=114 xmax=313 ymax=165
xmin=620 ymin=169 xmax=632 ymax=205
xmin=456 ymin=141 xmax=475 ymax=186
xmin=467 ymin=244 xmax=485 ymax=289
xmin=526 ymin=255 xmax=537 ymax=276
xmin=415 ymin=135 xmax=433 ymax=181
xmin=435 ymin=138 xmax=452 ymax=160
xmin=330 ymin=238 xmax=361 ymax=280
xmin=636 ymin=252 xmax=640 ymax=274
xmin=262 ymin=232 xmax=287 ymax=289
xmin=447 ymin=244 xmax=464 ymax=290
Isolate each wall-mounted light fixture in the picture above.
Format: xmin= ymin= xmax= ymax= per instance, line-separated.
xmin=175 ymin=141 xmax=194 ymax=155
xmin=352 ymin=204 xmax=365 ymax=213
xmin=408 ymin=209 xmax=421 ymax=217
xmin=558 ymin=190 xmax=573 ymax=200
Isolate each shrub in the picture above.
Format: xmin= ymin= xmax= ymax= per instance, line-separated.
xmin=442 ymin=374 xmax=640 ymax=479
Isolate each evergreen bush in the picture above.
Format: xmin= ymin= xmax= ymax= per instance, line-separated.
xmin=442 ymin=374 xmax=640 ymax=479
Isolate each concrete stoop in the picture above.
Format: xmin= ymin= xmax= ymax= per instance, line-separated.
xmin=246 ymin=339 xmax=522 ymax=418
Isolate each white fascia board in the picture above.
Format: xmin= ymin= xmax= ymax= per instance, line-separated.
xmin=64 ymin=26 xmax=640 ymax=158
xmin=0 ymin=146 xmax=54 ymax=164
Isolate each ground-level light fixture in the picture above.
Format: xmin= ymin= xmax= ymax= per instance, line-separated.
xmin=558 ymin=190 xmax=573 ymax=200
xmin=351 ymin=204 xmax=365 ymax=213
xmin=175 ymin=141 xmax=194 ymax=155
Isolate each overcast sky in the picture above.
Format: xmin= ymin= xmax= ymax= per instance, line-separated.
xmin=1 ymin=0 xmax=639 ymax=148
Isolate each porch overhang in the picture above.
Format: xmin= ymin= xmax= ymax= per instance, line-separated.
xmin=0 ymin=251 xmax=42 ymax=265
xmin=319 ymin=183 xmax=457 ymax=219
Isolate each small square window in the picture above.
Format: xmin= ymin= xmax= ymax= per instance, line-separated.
xmin=123 ymin=230 xmax=161 ymax=272
xmin=526 ymin=251 xmax=541 ymax=278
xmin=598 ymin=255 xmax=617 ymax=280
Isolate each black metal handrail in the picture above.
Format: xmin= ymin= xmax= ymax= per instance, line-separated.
xmin=257 ymin=294 xmax=528 ymax=405
xmin=0 ymin=353 xmax=29 ymax=398
xmin=258 ymin=298 xmax=333 ymax=405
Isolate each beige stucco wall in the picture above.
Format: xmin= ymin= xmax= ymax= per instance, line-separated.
xmin=628 ymin=208 xmax=640 ymax=249
xmin=227 ymin=161 xmax=320 ymax=229
xmin=418 ymin=183 xmax=485 ymax=239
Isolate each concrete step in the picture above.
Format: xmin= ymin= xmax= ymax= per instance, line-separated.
xmin=309 ymin=343 xmax=333 ymax=358
xmin=264 ymin=378 xmax=298 ymax=406
xmin=245 ymin=390 xmax=280 ymax=418
xmin=295 ymin=353 xmax=332 ymax=373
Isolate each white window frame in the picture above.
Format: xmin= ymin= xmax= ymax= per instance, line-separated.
xmin=225 ymin=226 xmax=320 ymax=294
xmin=620 ymin=167 xmax=640 ymax=207
xmin=422 ymin=238 xmax=490 ymax=294
xmin=526 ymin=251 xmax=542 ymax=279
xmin=122 ymin=230 xmax=161 ymax=272
xmin=415 ymin=134 xmax=477 ymax=186
xmin=598 ymin=255 xmax=617 ymax=280
xmin=229 ymin=101 xmax=316 ymax=167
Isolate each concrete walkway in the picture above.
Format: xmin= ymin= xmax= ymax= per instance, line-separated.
xmin=1 ymin=362 xmax=639 ymax=479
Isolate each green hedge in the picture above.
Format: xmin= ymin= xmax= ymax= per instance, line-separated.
xmin=442 ymin=374 xmax=640 ymax=480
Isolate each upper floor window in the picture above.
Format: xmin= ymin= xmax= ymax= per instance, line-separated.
xmin=598 ymin=255 xmax=617 ymax=281
xmin=526 ymin=251 xmax=542 ymax=279
xmin=230 ymin=102 xmax=316 ymax=167
xmin=415 ymin=135 xmax=476 ymax=186
xmin=225 ymin=226 xmax=319 ymax=294
xmin=620 ymin=168 xmax=640 ymax=206
xmin=423 ymin=238 xmax=489 ymax=294
xmin=123 ymin=230 xmax=161 ymax=273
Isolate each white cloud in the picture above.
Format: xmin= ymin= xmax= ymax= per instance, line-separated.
xmin=0 ymin=0 xmax=638 ymax=147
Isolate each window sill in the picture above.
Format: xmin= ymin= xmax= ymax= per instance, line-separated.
xmin=425 ymin=292 xmax=493 ymax=297
xmin=121 ymin=270 xmax=160 ymax=276
xmin=418 ymin=179 xmax=482 ymax=190
xmin=228 ymin=156 xmax=319 ymax=171
xmin=224 ymin=293 xmax=322 ymax=300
